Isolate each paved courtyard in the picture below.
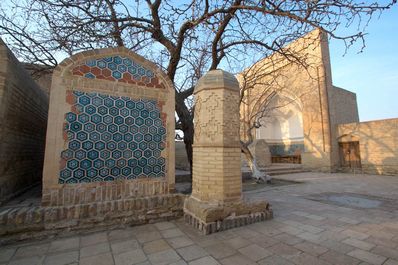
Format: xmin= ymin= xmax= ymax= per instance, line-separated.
xmin=1 ymin=172 xmax=398 ymax=265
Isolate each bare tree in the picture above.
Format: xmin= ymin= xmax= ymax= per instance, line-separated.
xmin=0 ymin=0 xmax=395 ymax=174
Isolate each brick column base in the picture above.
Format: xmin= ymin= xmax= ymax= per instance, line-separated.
xmin=183 ymin=196 xmax=273 ymax=235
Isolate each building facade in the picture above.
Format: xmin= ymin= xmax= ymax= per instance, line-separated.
xmin=241 ymin=29 xmax=397 ymax=175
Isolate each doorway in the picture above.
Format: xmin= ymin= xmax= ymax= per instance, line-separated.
xmin=339 ymin=141 xmax=361 ymax=169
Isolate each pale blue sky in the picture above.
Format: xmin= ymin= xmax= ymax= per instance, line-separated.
xmin=329 ymin=5 xmax=398 ymax=122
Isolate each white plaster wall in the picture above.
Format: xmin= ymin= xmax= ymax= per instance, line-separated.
xmin=256 ymin=96 xmax=304 ymax=143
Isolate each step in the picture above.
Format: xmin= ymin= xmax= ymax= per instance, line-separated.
xmin=176 ymin=167 xmax=307 ymax=183
xmin=269 ymin=169 xmax=307 ymax=176
xmin=263 ymin=167 xmax=303 ymax=172
xmin=242 ymin=169 xmax=307 ymax=180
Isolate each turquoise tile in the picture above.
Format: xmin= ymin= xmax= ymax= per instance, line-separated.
xmin=59 ymin=91 xmax=167 ymax=183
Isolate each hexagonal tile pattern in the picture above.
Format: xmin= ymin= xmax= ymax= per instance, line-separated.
xmin=71 ymin=55 xmax=165 ymax=89
xmin=59 ymin=90 xmax=166 ymax=183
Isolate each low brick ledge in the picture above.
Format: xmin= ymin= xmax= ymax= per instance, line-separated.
xmin=184 ymin=209 xmax=273 ymax=235
xmin=0 ymin=193 xmax=187 ymax=243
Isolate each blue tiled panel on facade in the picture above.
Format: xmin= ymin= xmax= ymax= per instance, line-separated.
xmin=59 ymin=90 xmax=166 ymax=184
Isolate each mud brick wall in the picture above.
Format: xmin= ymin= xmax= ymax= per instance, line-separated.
xmin=0 ymin=39 xmax=49 ymax=205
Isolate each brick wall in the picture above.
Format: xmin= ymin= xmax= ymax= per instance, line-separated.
xmin=0 ymin=39 xmax=49 ymax=205
xmin=239 ymin=29 xmax=361 ymax=172
xmin=328 ymin=86 xmax=359 ymax=125
xmin=337 ymin=119 xmax=398 ymax=175
xmin=328 ymin=86 xmax=359 ymax=170
xmin=0 ymin=193 xmax=186 ymax=243
xmin=23 ymin=63 xmax=53 ymax=95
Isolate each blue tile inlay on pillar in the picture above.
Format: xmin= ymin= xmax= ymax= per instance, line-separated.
xmin=60 ymin=90 xmax=166 ymax=184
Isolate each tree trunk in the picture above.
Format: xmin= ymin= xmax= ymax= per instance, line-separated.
xmin=241 ymin=143 xmax=271 ymax=182
xmin=183 ymin=124 xmax=194 ymax=176
xmin=175 ymin=93 xmax=194 ymax=178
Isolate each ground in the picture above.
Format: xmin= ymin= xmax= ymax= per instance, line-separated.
xmin=1 ymin=172 xmax=398 ymax=265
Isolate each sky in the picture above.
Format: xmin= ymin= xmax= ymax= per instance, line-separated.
xmin=328 ymin=4 xmax=398 ymax=122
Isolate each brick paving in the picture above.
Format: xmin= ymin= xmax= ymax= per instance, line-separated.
xmin=1 ymin=172 xmax=398 ymax=265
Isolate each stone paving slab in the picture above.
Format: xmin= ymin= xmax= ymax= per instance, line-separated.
xmin=0 ymin=172 xmax=398 ymax=265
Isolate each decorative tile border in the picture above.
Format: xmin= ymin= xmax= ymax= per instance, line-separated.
xmin=60 ymin=90 xmax=166 ymax=184
xmin=72 ymin=55 xmax=165 ymax=88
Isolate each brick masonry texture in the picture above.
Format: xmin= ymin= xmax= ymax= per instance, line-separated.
xmin=338 ymin=118 xmax=398 ymax=175
xmin=184 ymin=209 xmax=273 ymax=235
xmin=0 ymin=39 xmax=49 ymax=205
xmin=184 ymin=70 xmax=272 ymax=234
xmin=190 ymin=71 xmax=242 ymax=204
xmin=41 ymin=180 xmax=169 ymax=207
xmin=0 ymin=193 xmax=186 ymax=243
xmin=239 ymin=29 xmax=359 ymax=172
xmin=24 ymin=63 xmax=53 ymax=95
xmin=42 ymin=47 xmax=175 ymax=206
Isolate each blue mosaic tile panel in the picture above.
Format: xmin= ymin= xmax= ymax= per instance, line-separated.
xmin=60 ymin=90 xmax=166 ymax=184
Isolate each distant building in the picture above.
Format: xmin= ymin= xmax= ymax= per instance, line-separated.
xmin=240 ymin=29 xmax=397 ymax=175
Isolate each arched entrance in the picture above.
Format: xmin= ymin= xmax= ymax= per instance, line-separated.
xmin=255 ymin=94 xmax=304 ymax=164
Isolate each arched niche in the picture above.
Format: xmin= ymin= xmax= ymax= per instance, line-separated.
xmin=255 ymin=94 xmax=304 ymax=160
xmin=42 ymin=47 xmax=175 ymax=206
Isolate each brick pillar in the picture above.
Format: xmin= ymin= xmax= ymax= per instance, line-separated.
xmin=191 ymin=70 xmax=242 ymax=204
xmin=184 ymin=70 xmax=273 ymax=234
